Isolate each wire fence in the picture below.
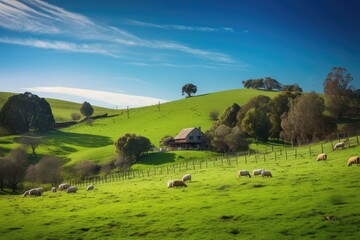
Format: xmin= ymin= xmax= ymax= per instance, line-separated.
xmin=68 ymin=132 xmax=360 ymax=187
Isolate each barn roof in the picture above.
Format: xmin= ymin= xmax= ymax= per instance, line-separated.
xmin=174 ymin=127 xmax=197 ymax=140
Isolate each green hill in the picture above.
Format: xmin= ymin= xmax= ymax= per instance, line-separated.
xmin=0 ymin=89 xmax=279 ymax=165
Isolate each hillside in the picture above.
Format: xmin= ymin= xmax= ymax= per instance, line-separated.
xmin=0 ymin=89 xmax=279 ymax=165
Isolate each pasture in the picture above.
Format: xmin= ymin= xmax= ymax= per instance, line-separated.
xmin=1 ymin=144 xmax=359 ymax=239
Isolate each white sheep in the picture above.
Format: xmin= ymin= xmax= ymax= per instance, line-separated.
xmin=66 ymin=186 xmax=77 ymax=193
xmin=253 ymin=169 xmax=264 ymax=176
xmin=333 ymin=142 xmax=345 ymax=150
xmin=182 ymin=174 xmax=192 ymax=182
xmin=29 ymin=188 xmax=42 ymax=196
xmin=238 ymin=170 xmax=251 ymax=178
xmin=51 ymin=187 xmax=56 ymax=192
xmin=317 ymin=153 xmax=327 ymax=161
xmin=86 ymin=184 xmax=94 ymax=191
xmin=22 ymin=190 xmax=30 ymax=198
xmin=34 ymin=187 xmax=43 ymax=194
xmin=168 ymin=180 xmax=187 ymax=188
xmin=347 ymin=156 xmax=360 ymax=166
xmin=59 ymin=183 xmax=70 ymax=191
xmin=261 ymin=170 xmax=272 ymax=178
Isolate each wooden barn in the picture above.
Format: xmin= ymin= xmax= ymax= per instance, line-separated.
xmin=171 ymin=127 xmax=206 ymax=150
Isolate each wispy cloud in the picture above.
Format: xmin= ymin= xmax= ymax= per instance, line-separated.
xmin=25 ymin=86 xmax=167 ymax=108
xmin=127 ymin=19 xmax=235 ymax=33
xmin=0 ymin=37 xmax=119 ymax=57
xmin=0 ymin=0 xmax=239 ymax=65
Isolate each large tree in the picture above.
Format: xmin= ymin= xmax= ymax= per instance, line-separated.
xmin=0 ymin=92 xmax=55 ymax=134
xmin=241 ymin=107 xmax=271 ymax=142
xmin=323 ymin=67 xmax=355 ymax=119
xmin=182 ymin=83 xmax=197 ymax=97
xmin=219 ymin=103 xmax=241 ymax=128
xmin=280 ymin=92 xmax=336 ymax=145
xmin=26 ymin=155 xmax=63 ymax=186
xmin=80 ymin=101 xmax=94 ymax=119
xmin=115 ymin=133 xmax=152 ymax=165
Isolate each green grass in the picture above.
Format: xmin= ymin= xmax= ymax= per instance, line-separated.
xmin=1 ymin=144 xmax=359 ymax=239
xmin=0 ymin=89 xmax=279 ymax=165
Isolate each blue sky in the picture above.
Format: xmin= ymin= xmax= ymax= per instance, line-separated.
xmin=0 ymin=0 xmax=359 ymax=108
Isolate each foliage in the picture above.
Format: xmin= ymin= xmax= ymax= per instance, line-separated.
xmin=13 ymin=133 xmax=42 ymax=154
xmin=71 ymin=112 xmax=81 ymax=121
xmin=242 ymin=77 xmax=282 ymax=90
xmin=237 ymin=95 xmax=271 ymax=128
xmin=323 ymin=67 xmax=355 ymax=119
xmin=0 ymin=92 xmax=55 ymax=134
xmin=219 ymin=103 xmax=240 ymax=128
xmin=283 ymin=84 xmax=303 ymax=92
xmin=25 ymin=155 xmax=63 ymax=186
xmin=115 ymin=133 xmax=152 ymax=165
xmin=280 ymin=92 xmax=336 ymax=145
xmin=73 ymin=160 xmax=100 ymax=181
xmin=241 ymin=107 xmax=271 ymax=142
xmin=182 ymin=83 xmax=197 ymax=97
xmin=209 ymin=111 xmax=219 ymax=121
xmin=80 ymin=101 xmax=94 ymax=119
xmin=160 ymin=135 xmax=174 ymax=147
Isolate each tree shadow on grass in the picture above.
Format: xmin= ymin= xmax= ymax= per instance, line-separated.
xmin=137 ymin=152 xmax=176 ymax=165
xmin=44 ymin=130 xmax=113 ymax=148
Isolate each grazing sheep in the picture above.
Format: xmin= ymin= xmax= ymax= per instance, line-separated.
xmin=182 ymin=174 xmax=192 ymax=182
xmin=238 ymin=170 xmax=251 ymax=178
xmin=333 ymin=142 xmax=345 ymax=150
xmin=86 ymin=184 xmax=94 ymax=191
xmin=59 ymin=183 xmax=70 ymax=191
xmin=261 ymin=170 xmax=273 ymax=178
xmin=347 ymin=156 xmax=360 ymax=166
xmin=317 ymin=153 xmax=327 ymax=161
xmin=23 ymin=190 xmax=30 ymax=198
xmin=29 ymin=188 xmax=42 ymax=196
xmin=168 ymin=180 xmax=187 ymax=188
xmin=253 ymin=169 xmax=264 ymax=176
xmin=34 ymin=187 xmax=43 ymax=194
xmin=66 ymin=186 xmax=77 ymax=193
xmin=167 ymin=180 xmax=173 ymax=188
xmin=51 ymin=187 xmax=56 ymax=192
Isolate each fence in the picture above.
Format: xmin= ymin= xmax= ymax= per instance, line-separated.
xmin=68 ymin=133 xmax=360 ymax=187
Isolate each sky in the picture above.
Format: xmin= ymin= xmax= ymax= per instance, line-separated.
xmin=0 ymin=0 xmax=359 ymax=109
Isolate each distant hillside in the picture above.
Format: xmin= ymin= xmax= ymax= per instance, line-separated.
xmin=0 ymin=89 xmax=280 ymax=164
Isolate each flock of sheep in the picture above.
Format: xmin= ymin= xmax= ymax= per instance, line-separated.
xmin=23 ymin=183 xmax=94 ymax=198
xmin=316 ymin=152 xmax=360 ymax=166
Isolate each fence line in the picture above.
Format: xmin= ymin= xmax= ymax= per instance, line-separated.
xmin=68 ymin=132 xmax=360 ymax=187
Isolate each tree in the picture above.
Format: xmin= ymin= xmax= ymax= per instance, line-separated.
xmin=80 ymin=101 xmax=94 ymax=119
xmin=264 ymin=77 xmax=282 ymax=90
xmin=0 ymin=92 xmax=55 ymax=134
xmin=27 ymin=156 xmax=63 ymax=185
xmin=74 ymin=160 xmax=99 ymax=181
xmin=182 ymin=83 xmax=197 ymax=97
xmin=241 ymin=107 xmax=271 ymax=142
xmin=14 ymin=133 xmax=42 ymax=155
xmin=283 ymin=84 xmax=303 ymax=92
xmin=71 ymin=112 xmax=81 ymax=121
xmin=323 ymin=67 xmax=355 ymax=119
xmin=236 ymin=95 xmax=271 ymax=126
xmin=115 ymin=133 xmax=152 ymax=165
xmin=280 ymin=92 xmax=336 ymax=145
xmin=219 ymin=103 xmax=240 ymax=128
xmin=209 ymin=111 xmax=219 ymax=121
xmin=160 ymin=135 xmax=174 ymax=148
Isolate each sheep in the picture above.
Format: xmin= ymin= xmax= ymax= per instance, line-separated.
xmin=34 ymin=187 xmax=43 ymax=194
xmin=182 ymin=174 xmax=192 ymax=182
xmin=167 ymin=180 xmax=173 ymax=188
xmin=23 ymin=190 xmax=30 ymax=198
xmin=66 ymin=186 xmax=77 ymax=193
xmin=86 ymin=184 xmax=94 ymax=191
xmin=347 ymin=156 xmax=360 ymax=166
xmin=261 ymin=170 xmax=272 ymax=178
xmin=317 ymin=153 xmax=327 ymax=161
xmin=253 ymin=169 xmax=264 ymax=176
xmin=59 ymin=183 xmax=70 ymax=191
xmin=238 ymin=170 xmax=251 ymax=178
xmin=51 ymin=187 xmax=56 ymax=192
xmin=168 ymin=180 xmax=187 ymax=188
xmin=29 ymin=188 xmax=42 ymax=196
xmin=333 ymin=142 xmax=345 ymax=150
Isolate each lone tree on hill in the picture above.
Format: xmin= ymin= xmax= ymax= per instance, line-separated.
xmin=14 ymin=133 xmax=42 ymax=155
xmin=0 ymin=92 xmax=55 ymax=134
xmin=80 ymin=101 xmax=94 ymax=119
xmin=182 ymin=83 xmax=197 ymax=97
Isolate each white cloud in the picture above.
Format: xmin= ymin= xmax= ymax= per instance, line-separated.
xmin=25 ymin=86 xmax=167 ymax=108
xmin=127 ymin=19 xmax=235 ymax=33
xmin=0 ymin=0 xmax=237 ymax=64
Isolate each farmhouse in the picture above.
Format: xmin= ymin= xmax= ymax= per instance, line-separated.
xmin=171 ymin=127 xmax=206 ymax=150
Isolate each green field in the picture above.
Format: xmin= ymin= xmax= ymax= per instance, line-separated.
xmin=0 ymin=89 xmax=279 ymax=165
xmin=1 ymin=144 xmax=359 ymax=239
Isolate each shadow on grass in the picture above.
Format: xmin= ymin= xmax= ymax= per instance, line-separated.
xmin=137 ymin=152 xmax=176 ymax=165
xmin=44 ymin=130 xmax=113 ymax=148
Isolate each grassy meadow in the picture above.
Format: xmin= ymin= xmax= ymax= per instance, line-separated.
xmin=0 ymin=144 xmax=359 ymax=239
xmin=0 ymin=89 xmax=279 ymax=165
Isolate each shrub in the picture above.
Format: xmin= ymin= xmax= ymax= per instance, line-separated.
xmin=71 ymin=112 xmax=81 ymax=121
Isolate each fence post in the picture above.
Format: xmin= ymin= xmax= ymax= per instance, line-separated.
xmin=192 ymin=161 xmax=196 ymax=170
xmin=295 ymin=149 xmax=297 ymax=159
xmin=245 ymin=155 xmax=247 ymax=164
xmin=264 ymin=154 xmax=266 ymax=162
xmin=321 ymin=144 xmax=324 ymax=153
xmin=286 ymin=151 xmax=288 ymax=160
xmin=309 ymin=146 xmax=312 ymax=156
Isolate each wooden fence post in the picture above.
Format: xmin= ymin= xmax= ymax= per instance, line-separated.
xmin=274 ymin=151 xmax=277 ymax=161
xmin=309 ymin=146 xmax=311 ymax=156
xmin=285 ymin=151 xmax=288 ymax=160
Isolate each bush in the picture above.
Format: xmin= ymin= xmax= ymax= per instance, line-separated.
xmin=71 ymin=112 xmax=81 ymax=121
xmin=209 ymin=111 xmax=219 ymax=121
